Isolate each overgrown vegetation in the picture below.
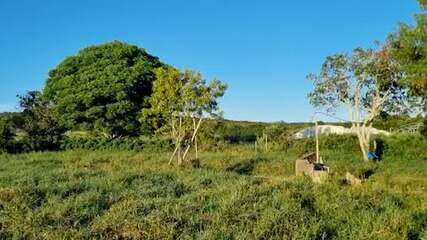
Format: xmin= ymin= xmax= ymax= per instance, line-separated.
xmin=0 ymin=118 xmax=14 ymax=153
xmin=0 ymin=134 xmax=425 ymax=239
xmin=0 ymin=1 xmax=425 ymax=239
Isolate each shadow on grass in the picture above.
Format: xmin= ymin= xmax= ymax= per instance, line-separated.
xmin=360 ymin=168 xmax=376 ymax=179
xmin=225 ymin=156 xmax=266 ymax=175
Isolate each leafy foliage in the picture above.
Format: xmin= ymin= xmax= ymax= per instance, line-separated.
xmin=0 ymin=112 xmax=25 ymax=130
xmin=18 ymin=91 xmax=65 ymax=151
xmin=0 ymin=118 xmax=15 ymax=153
xmin=61 ymin=135 xmax=172 ymax=152
xmin=44 ymin=41 xmax=164 ymax=138
xmin=141 ymin=67 xmax=227 ymax=133
xmin=308 ymin=48 xmax=408 ymax=117
xmin=140 ymin=67 xmax=227 ymax=164
xmin=388 ymin=10 xmax=427 ymax=98
xmin=307 ymin=48 xmax=416 ymax=160
xmin=388 ymin=1 xmax=427 ymax=135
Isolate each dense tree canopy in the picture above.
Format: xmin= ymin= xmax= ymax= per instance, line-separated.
xmin=388 ymin=0 xmax=427 ymax=134
xmin=44 ymin=41 xmax=164 ymax=138
xmin=388 ymin=13 xmax=427 ymax=98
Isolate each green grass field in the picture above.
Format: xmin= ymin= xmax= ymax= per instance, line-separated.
xmin=0 ymin=134 xmax=426 ymax=239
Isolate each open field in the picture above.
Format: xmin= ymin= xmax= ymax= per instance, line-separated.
xmin=0 ymin=1 xmax=426 ymax=239
xmin=0 ymin=134 xmax=426 ymax=239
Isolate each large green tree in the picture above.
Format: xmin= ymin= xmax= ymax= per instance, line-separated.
xmin=388 ymin=9 xmax=427 ymax=97
xmin=44 ymin=41 xmax=164 ymax=138
xmin=388 ymin=0 xmax=427 ymax=134
xmin=308 ymin=48 xmax=410 ymax=161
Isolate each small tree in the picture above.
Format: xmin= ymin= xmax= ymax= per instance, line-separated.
xmin=140 ymin=67 xmax=227 ymax=165
xmin=308 ymin=48 xmax=411 ymax=161
xmin=18 ymin=91 xmax=66 ymax=151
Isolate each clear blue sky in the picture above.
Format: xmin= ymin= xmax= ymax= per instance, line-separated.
xmin=0 ymin=0 xmax=420 ymax=122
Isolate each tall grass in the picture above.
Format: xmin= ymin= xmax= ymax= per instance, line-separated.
xmin=0 ymin=134 xmax=425 ymax=239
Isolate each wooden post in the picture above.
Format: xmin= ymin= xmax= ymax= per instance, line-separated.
xmin=265 ymin=134 xmax=268 ymax=152
xmin=193 ymin=117 xmax=198 ymax=159
xmin=177 ymin=116 xmax=182 ymax=165
xmin=315 ymin=120 xmax=320 ymax=164
xmin=168 ymin=144 xmax=180 ymax=165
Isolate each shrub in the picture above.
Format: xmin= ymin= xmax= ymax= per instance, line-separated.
xmin=288 ymin=134 xmax=360 ymax=155
xmin=0 ymin=118 xmax=15 ymax=153
xmin=18 ymin=91 xmax=66 ymax=152
xmin=382 ymin=133 xmax=427 ymax=160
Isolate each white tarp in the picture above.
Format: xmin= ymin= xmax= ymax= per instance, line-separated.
xmin=293 ymin=125 xmax=390 ymax=139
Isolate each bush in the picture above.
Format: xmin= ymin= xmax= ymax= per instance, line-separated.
xmin=0 ymin=118 xmax=15 ymax=153
xmin=373 ymin=114 xmax=423 ymax=132
xmin=18 ymin=91 xmax=66 ymax=152
xmin=288 ymin=134 xmax=360 ymax=155
xmin=382 ymin=133 xmax=427 ymax=160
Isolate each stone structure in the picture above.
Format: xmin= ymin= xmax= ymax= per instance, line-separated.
xmin=295 ymin=152 xmax=329 ymax=183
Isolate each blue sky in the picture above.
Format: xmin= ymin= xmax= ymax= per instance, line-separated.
xmin=0 ymin=0 xmax=420 ymax=122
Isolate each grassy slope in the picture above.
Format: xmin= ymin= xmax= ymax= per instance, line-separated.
xmin=0 ymin=134 xmax=426 ymax=239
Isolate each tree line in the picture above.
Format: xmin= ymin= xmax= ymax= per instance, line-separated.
xmin=0 ymin=41 xmax=227 ymax=163
xmin=1 ymin=1 xmax=426 ymax=162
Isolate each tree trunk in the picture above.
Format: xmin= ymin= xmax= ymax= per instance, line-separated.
xmin=177 ymin=116 xmax=183 ymax=166
xmin=169 ymin=116 xmax=184 ymax=166
xmin=355 ymin=123 xmax=370 ymax=161
xmin=181 ymin=118 xmax=203 ymax=162
xmin=193 ymin=118 xmax=198 ymax=159
xmin=169 ymin=142 xmax=180 ymax=165
xmin=265 ymin=134 xmax=268 ymax=151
